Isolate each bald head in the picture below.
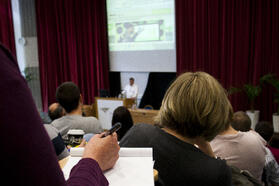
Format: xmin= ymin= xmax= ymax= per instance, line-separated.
xmin=49 ymin=103 xmax=59 ymax=112
xmin=231 ymin=111 xmax=251 ymax=132
xmin=48 ymin=103 xmax=64 ymax=121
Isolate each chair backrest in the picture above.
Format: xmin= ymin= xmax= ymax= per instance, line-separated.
xmin=230 ymin=165 xmax=262 ymax=186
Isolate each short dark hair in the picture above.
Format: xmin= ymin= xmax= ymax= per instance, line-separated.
xmin=112 ymin=106 xmax=133 ymax=141
xmin=231 ymin=111 xmax=251 ymax=132
xmin=129 ymin=77 xmax=134 ymax=81
xmin=255 ymin=121 xmax=274 ymax=142
xmin=56 ymin=82 xmax=80 ymax=113
xmin=48 ymin=104 xmax=64 ymax=121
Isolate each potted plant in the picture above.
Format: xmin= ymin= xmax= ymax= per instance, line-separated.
xmin=243 ymin=84 xmax=261 ymax=129
xmin=23 ymin=67 xmax=35 ymax=83
xmin=229 ymin=74 xmax=272 ymax=129
xmin=263 ymin=74 xmax=279 ymax=132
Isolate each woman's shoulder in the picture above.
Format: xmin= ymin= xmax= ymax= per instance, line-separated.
xmin=119 ymin=124 xmax=160 ymax=147
xmin=204 ymin=157 xmax=232 ymax=185
xmin=133 ymin=123 xmax=158 ymax=129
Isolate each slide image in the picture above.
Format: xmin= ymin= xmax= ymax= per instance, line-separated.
xmin=115 ymin=20 xmax=165 ymax=43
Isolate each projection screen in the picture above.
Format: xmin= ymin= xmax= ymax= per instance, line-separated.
xmin=107 ymin=0 xmax=176 ymax=72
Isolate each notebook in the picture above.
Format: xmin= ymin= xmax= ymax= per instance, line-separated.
xmin=63 ymin=147 xmax=154 ymax=186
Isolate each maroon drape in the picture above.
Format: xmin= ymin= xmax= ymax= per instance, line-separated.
xmin=35 ymin=0 xmax=110 ymax=111
xmin=0 ymin=0 xmax=16 ymax=55
xmin=176 ymin=0 xmax=279 ymax=121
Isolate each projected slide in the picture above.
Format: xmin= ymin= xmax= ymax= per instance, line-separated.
xmin=116 ymin=21 xmax=161 ymax=43
xmin=107 ymin=0 xmax=175 ymax=51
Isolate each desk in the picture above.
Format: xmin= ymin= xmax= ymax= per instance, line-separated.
xmin=59 ymin=156 xmax=158 ymax=181
xmin=59 ymin=156 xmax=69 ymax=169
xmin=129 ymin=109 xmax=159 ymax=125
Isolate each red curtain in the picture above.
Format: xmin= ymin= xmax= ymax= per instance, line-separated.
xmin=176 ymin=0 xmax=279 ymax=121
xmin=35 ymin=0 xmax=110 ymax=111
xmin=0 ymin=0 xmax=16 ymax=55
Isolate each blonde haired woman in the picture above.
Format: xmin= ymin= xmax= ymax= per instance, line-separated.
xmin=120 ymin=72 xmax=233 ymax=186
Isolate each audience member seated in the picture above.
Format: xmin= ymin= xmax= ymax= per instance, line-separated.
xmin=255 ymin=121 xmax=279 ymax=186
xmin=43 ymin=102 xmax=69 ymax=160
xmin=210 ymin=115 xmax=266 ymax=181
xmin=231 ymin=111 xmax=251 ymax=132
xmin=48 ymin=102 xmax=65 ymax=121
xmin=40 ymin=111 xmax=52 ymax=124
xmin=270 ymin=133 xmax=279 ymax=164
xmin=256 ymin=122 xmax=279 ymax=164
xmin=255 ymin=121 xmax=273 ymax=142
xmin=51 ymin=82 xmax=103 ymax=140
xmin=120 ymin=72 xmax=232 ymax=186
xmin=112 ymin=106 xmax=133 ymax=141
xmin=0 ymin=42 xmax=120 ymax=185
xmin=44 ymin=124 xmax=69 ymax=160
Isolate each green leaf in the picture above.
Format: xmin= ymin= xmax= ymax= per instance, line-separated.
xmin=228 ymin=87 xmax=241 ymax=95
xmin=260 ymin=73 xmax=275 ymax=85
xmin=243 ymin=84 xmax=261 ymax=101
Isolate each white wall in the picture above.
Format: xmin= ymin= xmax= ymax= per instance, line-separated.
xmin=11 ymin=0 xmax=25 ymax=73
xmin=11 ymin=1 xmax=39 ymax=70
xmin=24 ymin=37 xmax=39 ymax=67
xmin=11 ymin=0 xmax=42 ymax=111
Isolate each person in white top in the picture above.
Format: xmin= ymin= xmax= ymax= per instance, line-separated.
xmin=210 ymin=125 xmax=266 ymax=181
xmin=122 ymin=77 xmax=138 ymax=99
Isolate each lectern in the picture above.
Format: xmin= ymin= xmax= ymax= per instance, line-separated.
xmin=95 ymin=97 xmax=135 ymax=129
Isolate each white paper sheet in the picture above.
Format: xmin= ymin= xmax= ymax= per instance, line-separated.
xmin=69 ymin=147 xmax=153 ymax=157
xmin=63 ymin=157 xmax=82 ymax=179
xmin=105 ymin=157 xmax=154 ymax=186
xmin=63 ymin=147 xmax=154 ymax=186
xmin=69 ymin=147 xmax=84 ymax=157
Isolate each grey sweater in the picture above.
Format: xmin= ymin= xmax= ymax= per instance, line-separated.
xmin=51 ymin=115 xmax=103 ymax=139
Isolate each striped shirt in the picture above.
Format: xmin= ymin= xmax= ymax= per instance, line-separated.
xmin=264 ymin=147 xmax=279 ymax=186
xmin=44 ymin=124 xmax=69 ymax=160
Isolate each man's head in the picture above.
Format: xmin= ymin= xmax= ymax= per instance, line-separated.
xmin=231 ymin=111 xmax=251 ymax=132
xmin=125 ymin=23 xmax=135 ymax=34
xmin=155 ymin=71 xmax=233 ymax=141
xmin=48 ymin=103 xmax=65 ymax=121
xmin=56 ymin=82 xmax=81 ymax=113
xmin=255 ymin=121 xmax=274 ymax=142
xmin=129 ymin=77 xmax=134 ymax=86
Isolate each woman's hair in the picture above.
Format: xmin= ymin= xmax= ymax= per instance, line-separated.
xmin=155 ymin=72 xmax=233 ymax=141
xmin=112 ymin=106 xmax=134 ymax=141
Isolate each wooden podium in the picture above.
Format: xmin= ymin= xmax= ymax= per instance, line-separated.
xmin=95 ymin=97 xmax=135 ymax=129
xmin=129 ymin=109 xmax=159 ymax=125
